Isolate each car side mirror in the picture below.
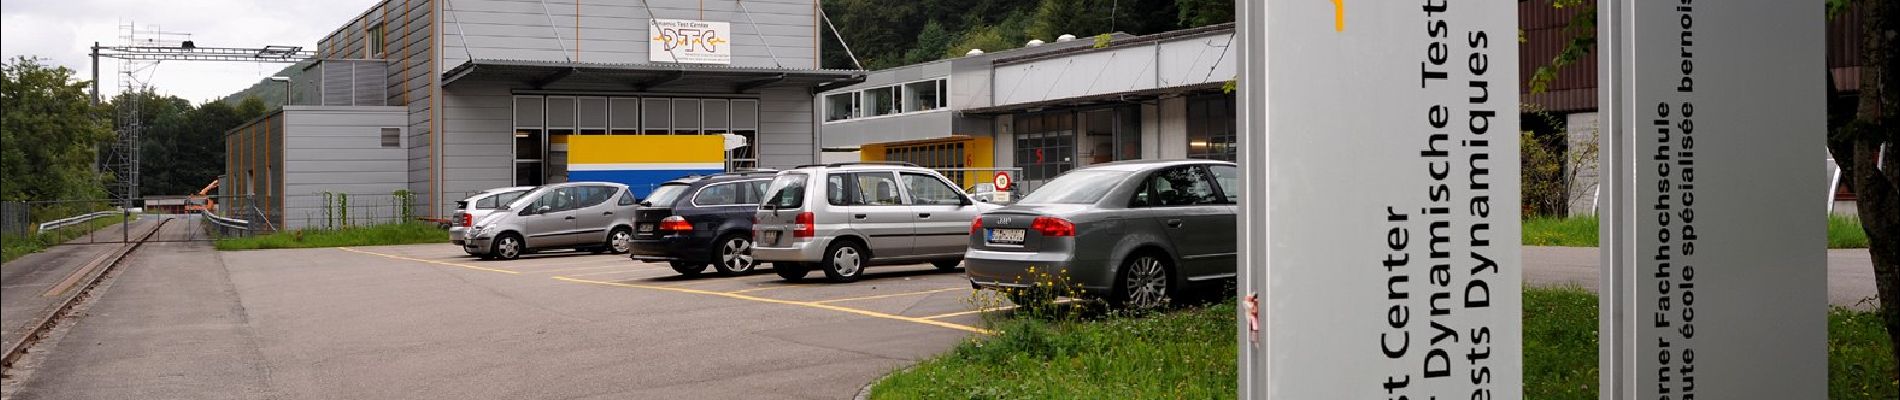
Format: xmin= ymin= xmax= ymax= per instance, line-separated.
xmin=538 ymin=205 xmax=553 ymax=214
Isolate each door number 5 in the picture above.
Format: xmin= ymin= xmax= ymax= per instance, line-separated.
xmin=1330 ymin=0 xmax=1345 ymax=32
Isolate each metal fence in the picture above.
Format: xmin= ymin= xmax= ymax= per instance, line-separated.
xmin=293 ymin=191 xmax=423 ymax=231
xmin=0 ymin=201 xmax=28 ymax=237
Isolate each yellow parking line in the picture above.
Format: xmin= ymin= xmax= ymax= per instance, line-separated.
xmin=520 ymin=263 xmax=659 ymax=274
xmin=811 ymin=287 xmax=967 ymax=304
xmin=340 ymin=248 xmax=521 ymax=275
xmin=728 ymin=285 xmax=802 ymax=294
xmin=919 ymin=298 xmax=1077 ymax=320
xmin=919 ymin=307 xmax=1013 ymax=320
xmin=564 ymin=268 xmax=682 ymax=278
xmin=553 ymin=276 xmax=992 ymax=335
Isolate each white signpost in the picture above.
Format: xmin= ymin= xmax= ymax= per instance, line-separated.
xmin=1598 ymin=1 xmax=1827 ymax=398
xmin=649 ymin=19 xmax=732 ymax=64
xmin=1237 ymin=1 xmax=1521 ymax=398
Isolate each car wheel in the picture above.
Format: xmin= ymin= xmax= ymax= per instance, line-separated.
xmin=931 ymin=260 xmax=962 ymax=271
xmin=1110 ymin=253 xmax=1173 ymax=311
xmin=820 ymin=240 xmax=867 ymax=283
xmin=490 ymin=234 xmax=524 ymax=261
xmin=607 ymin=228 xmax=634 ymax=254
xmin=670 ymin=260 xmax=706 ymax=276
xmin=774 ymin=262 xmax=810 ymax=281
xmin=712 ymin=235 xmax=757 ymax=276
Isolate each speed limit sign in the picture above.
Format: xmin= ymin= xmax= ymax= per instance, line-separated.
xmin=992 ymin=172 xmax=1013 ymax=191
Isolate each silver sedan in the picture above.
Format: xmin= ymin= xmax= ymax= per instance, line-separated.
xmin=964 ymin=160 xmax=1239 ymax=310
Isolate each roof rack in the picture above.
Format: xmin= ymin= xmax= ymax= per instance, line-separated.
xmin=791 ymin=161 xmax=921 ymax=169
xmin=713 ymin=169 xmax=781 ymax=177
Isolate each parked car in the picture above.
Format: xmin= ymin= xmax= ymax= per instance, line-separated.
xmin=463 ymin=182 xmax=639 ymax=260
xmin=964 ymin=160 xmax=1239 ymax=310
xmin=451 ymin=186 xmax=535 ymax=252
xmin=752 ymin=162 xmax=999 ymax=282
xmin=966 ymin=183 xmax=1016 ymax=204
xmin=628 ymin=171 xmax=779 ymax=276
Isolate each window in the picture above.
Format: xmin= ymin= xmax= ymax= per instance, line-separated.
xmin=824 ymin=92 xmax=858 ymax=122
xmin=578 ymin=97 xmax=608 ymax=135
xmin=618 ymin=188 xmax=636 ymax=206
xmin=852 ymin=172 xmax=903 ymax=205
xmin=643 ymin=98 xmax=672 ymax=134
xmin=610 ymin=98 xmax=640 ymax=134
xmin=900 ymin=173 xmax=963 ymax=205
xmin=514 ymin=96 xmax=546 ymax=186
xmin=1014 ymin=112 xmax=1076 ymax=182
xmin=729 ymin=100 xmax=760 ymax=170
xmin=645 ymin=184 xmax=691 ymax=207
xmin=367 ymin=24 xmax=385 ymax=58
xmin=694 ymin=183 xmax=742 ymax=206
xmin=532 ymin=188 xmax=579 ymax=212
xmin=380 ymin=128 xmax=401 ymax=148
xmin=764 ymin=174 xmax=808 ymax=209
xmin=576 ymin=186 xmax=617 ymax=208
xmin=1186 ymin=94 xmax=1238 ymax=161
xmin=1129 ymin=166 xmax=1221 ymax=207
xmin=903 ymin=80 xmax=946 ymax=112
xmin=672 ymin=99 xmax=701 ymax=134
xmin=1081 ymin=107 xmax=1140 ymax=165
xmin=492 ymin=190 xmax=529 ymax=209
xmin=826 ymin=174 xmax=851 ymax=206
xmin=1209 ymin=164 xmax=1240 ymax=204
xmin=745 ymin=180 xmax=771 ymax=204
xmin=865 ymin=86 xmax=901 ymax=117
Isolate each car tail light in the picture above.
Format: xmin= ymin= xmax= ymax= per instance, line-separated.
xmin=793 ymin=212 xmax=816 ymax=238
xmin=659 ymin=216 xmax=693 ymax=232
xmin=970 ymin=217 xmax=983 ymax=235
xmin=1030 ymin=217 xmax=1075 ymax=237
xmin=460 ymin=213 xmax=472 ymax=227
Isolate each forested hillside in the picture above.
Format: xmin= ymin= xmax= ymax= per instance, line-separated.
xmin=818 ymin=0 xmax=1234 ymax=70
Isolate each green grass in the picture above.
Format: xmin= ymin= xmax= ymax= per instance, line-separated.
xmin=1524 ymin=215 xmax=1872 ymax=249
xmin=869 ymin=288 xmax=1896 ymax=400
xmin=1830 ymin=215 xmax=1871 ymax=249
xmin=1 ymin=213 xmax=133 ymax=263
xmin=215 ymin=222 xmax=448 ymax=251
xmin=1523 ymin=216 xmax=1601 ymax=247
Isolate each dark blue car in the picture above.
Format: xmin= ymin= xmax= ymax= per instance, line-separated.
xmin=630 ymin=171 xmax=777 ymax=276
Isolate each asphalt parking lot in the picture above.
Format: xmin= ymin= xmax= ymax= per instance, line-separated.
xmin=10 ymin=240 xmax=993 ymax=400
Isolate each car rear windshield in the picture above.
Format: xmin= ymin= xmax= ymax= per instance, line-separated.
xmin=762 ymin=173 xmax=808 ymax=209
xmin=476 ymin=190 xmax=530 ymax=210
xmin=644 ymin=184 xmax=691 ymax=208
xmin=1016 ymin=170 xmax=1132 ymax=205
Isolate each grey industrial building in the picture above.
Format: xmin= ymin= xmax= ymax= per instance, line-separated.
xmin=817 ymin=24 xmax=1237 ymax=187
xmin=226 ymin=0 xmax=859 ymax=229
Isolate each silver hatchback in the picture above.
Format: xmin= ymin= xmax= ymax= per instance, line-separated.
xmin=752 ymin=162 xmax=999 ymax=282
xmin=463 ymin=182 xmax=639 ymax=260
xmin=964 ymin=160 xmax=1239 ymax=310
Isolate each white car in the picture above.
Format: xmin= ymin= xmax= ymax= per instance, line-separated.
xmin=450 ymin=186 xmax=535 ymax=253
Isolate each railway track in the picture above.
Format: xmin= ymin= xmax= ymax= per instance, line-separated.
xmin=0 ymin=217 xmax=171 ymax=375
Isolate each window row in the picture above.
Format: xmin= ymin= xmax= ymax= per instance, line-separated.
xmin=824 ymin=79 xmax=949 ymax=122
xmin=515 ymin=96 xmax=760 ymax=135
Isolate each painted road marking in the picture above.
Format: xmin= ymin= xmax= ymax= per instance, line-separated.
xmin=919 ymin=298 xmax=1078 ymax=320
xmin=518 ymin=263 xmax=658 ymax=274
xmin=554 ymin=276 xmax=992 ymax=335
xmin=340 ymin=248 xmax=521 ymax=274
xmin=810 ymin=288 xmax=967 ymax=304
xmin=563 ymin=268 xmax=682 ymax=279
xmin=728 ymin=285 xmax=802 ymax=294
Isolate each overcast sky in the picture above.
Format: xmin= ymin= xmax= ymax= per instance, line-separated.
xmin=2 ymin=0 xmax=378 ymax=103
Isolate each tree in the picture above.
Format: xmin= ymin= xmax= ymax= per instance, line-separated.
xmin=903 ymin=21 xmax=955 ymax=66
xmin=1827 ymin=0 xmax=1900 ymax=372
xmin=0 ymin=57 xmax=113 ymax=202
xmin=1532 ymin=0 xmax=1900 ymax=371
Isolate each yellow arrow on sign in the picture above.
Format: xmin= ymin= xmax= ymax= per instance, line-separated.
xmin=1332 ymin=0 xmax=1345 ymax=32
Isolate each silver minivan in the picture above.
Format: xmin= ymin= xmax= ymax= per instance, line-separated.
xmin=752 ymin=162 xmax=998 ymax=282
xmin=463 ymin=182 xmax=638 ymax=260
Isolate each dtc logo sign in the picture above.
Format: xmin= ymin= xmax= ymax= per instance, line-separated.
xmin=650 ymin=19 xmax=731 ymax=64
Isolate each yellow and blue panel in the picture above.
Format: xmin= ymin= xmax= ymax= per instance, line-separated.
xmin=564 ymin=135 xmax=725 ymax=198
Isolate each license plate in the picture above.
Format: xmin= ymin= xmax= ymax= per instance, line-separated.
xmin=987 ymin=229 xmax=1025 ymax=244
xmin=638 ymin=223 xmax=655 ymax=232
xmin=762 ymin=230 xmax=780 ymax=243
